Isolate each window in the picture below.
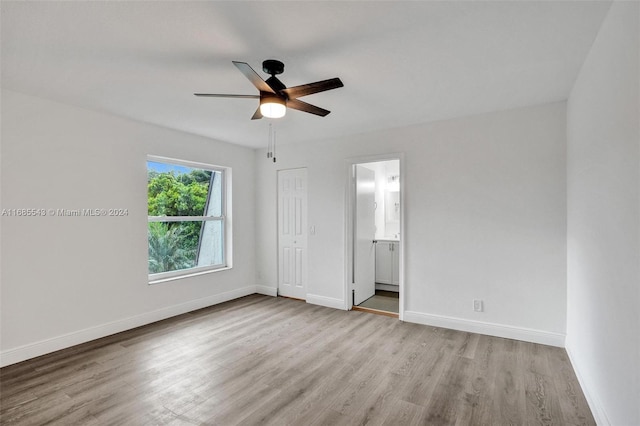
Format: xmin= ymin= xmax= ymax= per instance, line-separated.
xmin=147 ymin=156 xmax=231 ymax=282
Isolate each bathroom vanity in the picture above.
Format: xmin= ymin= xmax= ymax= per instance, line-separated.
xmin=375 ymin=239 xmax=400 ymax=289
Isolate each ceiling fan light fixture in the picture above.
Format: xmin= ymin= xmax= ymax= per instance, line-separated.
xmin=195 ymin=60 xmax=343 ymax=120
xmin=260 ymin=96 xmax=286 ymax=118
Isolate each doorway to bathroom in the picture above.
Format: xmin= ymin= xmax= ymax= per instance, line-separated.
xmin=346 ymin=155 xmax=403 ymax=319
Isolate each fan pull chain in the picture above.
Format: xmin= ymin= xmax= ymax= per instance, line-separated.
xmin=266 ymin=123 xmax=277 ymax=162
xmin=267 ymin=123 xmax=273 ymax=159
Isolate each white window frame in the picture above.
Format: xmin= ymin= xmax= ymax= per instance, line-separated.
xmin=147 ymin=155 xmax=232 ymax=284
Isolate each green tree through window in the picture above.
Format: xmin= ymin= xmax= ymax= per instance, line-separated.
xmin=147 ymin=159 xmax=227 ymax=279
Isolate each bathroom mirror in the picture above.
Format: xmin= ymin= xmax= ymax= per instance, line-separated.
xmin=385 ymin=190 xmax=400 ymax=223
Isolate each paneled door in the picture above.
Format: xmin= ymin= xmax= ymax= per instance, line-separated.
xmin=278 ymin=168 xmax=308 ymax=300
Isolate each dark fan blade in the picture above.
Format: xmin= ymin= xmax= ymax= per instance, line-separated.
xmin=194 ymin=93 xmax=259 ymax=98
xmin=251 ymin=107 xmax=263 ymax=120
xmin=233 ymin=61 xmax=275 ymax=94
xmin=287 ymin=99 xmax=331 ymax=117
xmin=282 ymin=78 xmax=343 ymax=99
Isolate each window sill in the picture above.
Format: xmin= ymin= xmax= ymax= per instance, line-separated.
xmin=148 ymin=266 xmax=232 ymax=285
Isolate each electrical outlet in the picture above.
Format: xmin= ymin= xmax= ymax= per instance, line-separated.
xmin=473 ymin=299 xmax=483 ymax=312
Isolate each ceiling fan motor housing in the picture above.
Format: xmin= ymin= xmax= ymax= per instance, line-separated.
xmin=262 ymin=59 xmax=284 ymax=76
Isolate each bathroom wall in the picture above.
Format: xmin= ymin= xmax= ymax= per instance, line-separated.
xmin=361 ymin=160 xmax=400 ymax=240
xmin=383 ymin=160 xmax=401 ymax=239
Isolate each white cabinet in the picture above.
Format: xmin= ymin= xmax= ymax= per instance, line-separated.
xmin=375 ymin=241 xmax=399 ymax=285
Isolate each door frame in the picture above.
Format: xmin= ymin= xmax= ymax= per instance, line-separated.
xmin=344 ymin=153 xmax=405 ymax=320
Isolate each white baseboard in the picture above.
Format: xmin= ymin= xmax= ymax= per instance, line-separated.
xmin=0 ymin=285 xmax=258 ymax=367
xmin=375 ymin=283 xmax=399 ymax=292
xmin=306 ymin=293 xmax=346 ymax=310
xmin=403 ymin=310 xmax=565 ymax=347
xmin=255 ymin=285 xmax=277 ymax=297
xmin=565 ymin=343 xmax=611 ymax=426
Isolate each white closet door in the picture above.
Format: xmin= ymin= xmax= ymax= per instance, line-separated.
xmin=278 ymin=168 xmax=308 ymax=300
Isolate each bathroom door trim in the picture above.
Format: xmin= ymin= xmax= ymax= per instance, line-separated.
xmin=344 ymin=153 xmax=405 ymax=320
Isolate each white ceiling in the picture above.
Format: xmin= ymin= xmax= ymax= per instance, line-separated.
xmin=1 ymin=1 xmax=611 ymax=149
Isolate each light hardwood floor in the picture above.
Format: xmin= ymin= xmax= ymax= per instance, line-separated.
xmin=0 ymin=294 xmax=594 ymax=425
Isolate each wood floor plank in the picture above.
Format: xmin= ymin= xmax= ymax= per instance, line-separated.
xmin=278 ymin=362 xmax=361 ymax=425
xmin=457 ymin=332 xmax=480 ymax=360
xmin=381 ymin=399 xmax=426 ymax=425
xmin=545 ymin=347 xmax=595 ymax=426
xmin=348 ymin=372 xmax=408 ymax=426
xmin=455 ymin=335 xmax=502 ymax=426
xmin=395 ymin=333 xmax=456 ymax=408
xmin=522 ymin=343 xmax=567 ymax=426
xmin=193 ymin=384 xmax=278 ymax=425
xmin=524 ymin=371 xmax=566 ymax=426
xmin=492 ymin=339 xmax=526 ymax=425
xmin=327 ymin=356 xmax=392 ymax=416
xmin=238 ymin=355 xmax=348 ymax=426
xmin=308 ymin=408 xmax=356 ymax=426
xmin=421 ymin=355 xmax=473 ymax=424
xmin=0 ymin=295 xmax=595 ymax=425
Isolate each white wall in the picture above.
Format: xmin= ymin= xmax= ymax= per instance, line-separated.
xmin=1 ymin=93 xmax=569 ymax=365
xmin=0 ymin=90 xmax=257 ymax=366
xmin=255 ymin=102 xmax=567 ymax=345
xmin=566 ymin=2 xmax=640 ymax=425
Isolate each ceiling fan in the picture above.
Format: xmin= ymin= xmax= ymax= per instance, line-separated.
xmin=195 ymin=59 xmax=344 ymax=119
